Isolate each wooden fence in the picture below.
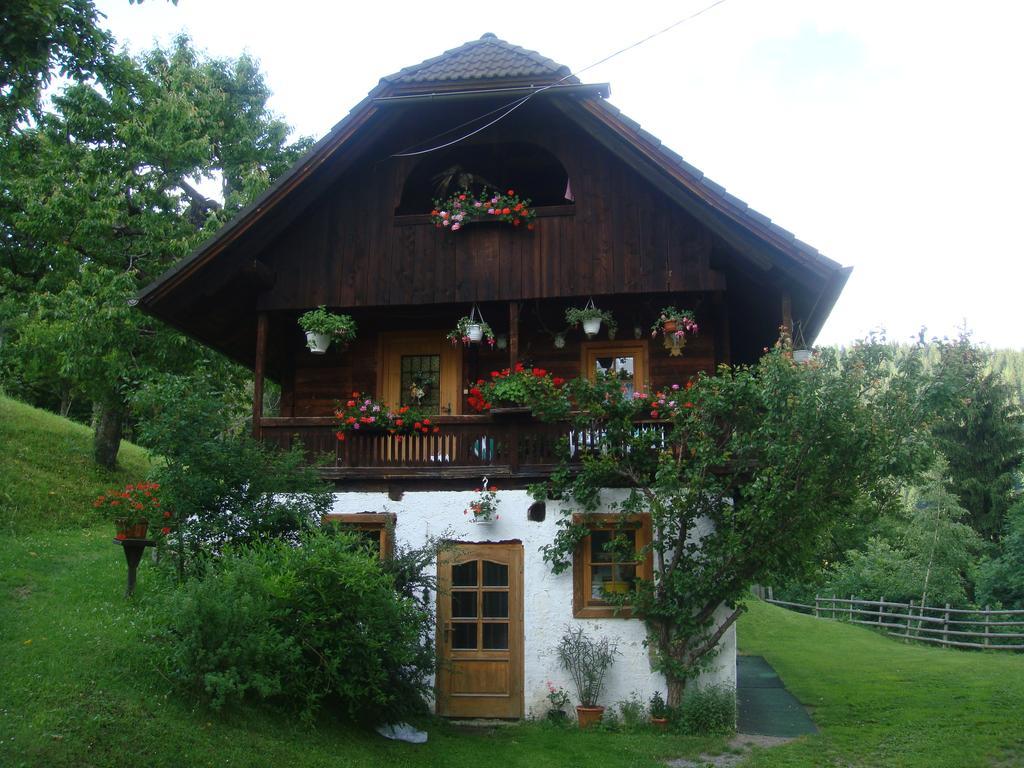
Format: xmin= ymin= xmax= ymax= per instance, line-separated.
xmin=759 ymin=589 xmax=1024 ymax=651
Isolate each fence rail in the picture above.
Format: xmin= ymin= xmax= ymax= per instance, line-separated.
xmin=759 ymin=590 xmax=1024 ymax=652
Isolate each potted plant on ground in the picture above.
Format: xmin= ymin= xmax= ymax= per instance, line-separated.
xmin=649 ymin=691 xmax=669 ymax=729
xmin=566 ymin=300 xmax=617 ymax=339
xmin=93 ymin=482 xmax=164 ymax=540
xmin=545 ymin=681 xmax=572 ymax=724
xmin=555 ymin=625 xmax=619 ymax=729
xmin=298 ymin=306 xmax=357 ymax=354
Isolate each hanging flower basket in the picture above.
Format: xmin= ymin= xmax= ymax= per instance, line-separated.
xmin=298 ymin=306 xmax=357 ymax=354
xmin=465 ymin=481 xmax=500 ymax=523
xmin=431 ymin=188 xmax=536 ymax=232
xmin=566 ymin=300 xmax=616 ymax=340
xmin=447 ymin=305 xmax=496 ymax=347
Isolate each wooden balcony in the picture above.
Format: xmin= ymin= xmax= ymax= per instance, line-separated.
xmin=259 ymin=415 xmax=666 ymax=483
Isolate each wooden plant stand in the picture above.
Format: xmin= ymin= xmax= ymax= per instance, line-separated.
xmin=113 ymin=538 xmax=156 ymax=598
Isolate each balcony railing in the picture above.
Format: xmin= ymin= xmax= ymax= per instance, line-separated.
xmin=258 ymin=415 xmax=667 ymax=481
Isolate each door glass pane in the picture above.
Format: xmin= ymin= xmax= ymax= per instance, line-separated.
xmin=452 ymin=561 xmax=477 ymax=587
xmin=482 ymin=561 xmax=508 ymax=587
xmin=452 ymin=622 xmax=477 ymax=649
xmin=482 ymin=591 xmax=508 ymax=618
xmin=594 ymin=355 xmax=636 ymax=397
xmin=451 ymin=590 xmax=477 ymax=618
xmin=482 ymin=622 xmax=509 ymax=650
xmin=400 ymin=354 xmax=440 ymax=413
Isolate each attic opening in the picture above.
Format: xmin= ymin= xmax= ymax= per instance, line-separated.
xmin=396 ymin=142 xmax=572 ymax=214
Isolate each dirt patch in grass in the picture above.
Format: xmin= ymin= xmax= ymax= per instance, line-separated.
xmin=666 ymin=733 xmax=796 ymax=767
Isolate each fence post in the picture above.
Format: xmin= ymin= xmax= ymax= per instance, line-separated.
xmin=878 ymin=597 xmax=885 ymax=626
xmin=814 ymin=595 xmax=820 ymax=618
xmin=984 ymin=606 xmax=991 ymax=648
xmin=849 ymin=595 xmax=854 ymax=622
xmin=768 ymin=586 xmax=774 ymax=601
xmin=831 ymin=594 xmax=837 ymax=620
xmin=943 ymin=604 xmax=950 ymax=646
xmin=906 ymin=599 xmax=914 ymax=639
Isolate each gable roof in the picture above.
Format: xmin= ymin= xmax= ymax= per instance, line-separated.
xmin=137 ymin=34 xmax=849 ymax=351
xmin=382 ymin=33 xmax=576 ymax=88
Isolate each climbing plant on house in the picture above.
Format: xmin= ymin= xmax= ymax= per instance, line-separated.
xmin=538 ymin=334 xmax=942 ymax=705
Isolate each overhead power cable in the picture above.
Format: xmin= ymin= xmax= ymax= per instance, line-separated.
xmin=391 ymin=0 xmax=729 ymax=158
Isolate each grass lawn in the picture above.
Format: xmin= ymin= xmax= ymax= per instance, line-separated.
xmin=0 ymin=395 xmax=152 ymax=534
xmin=737 ymin=600 xmax=1024 ymax=767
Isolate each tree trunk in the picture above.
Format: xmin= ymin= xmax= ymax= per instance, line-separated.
xmin=93 ymin=401 xmax=124 ymax=469
xmin=667 ymin=676 xmax=687 ymax=708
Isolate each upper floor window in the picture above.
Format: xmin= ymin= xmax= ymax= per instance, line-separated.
xmin=396 ymin=142 xmax=572 ymax=214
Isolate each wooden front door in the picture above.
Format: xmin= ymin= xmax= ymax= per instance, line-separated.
xmin=436 ymin=543 xmax=524 ymax=718
xmin=379 ymin=331 xmax=462 ymax=415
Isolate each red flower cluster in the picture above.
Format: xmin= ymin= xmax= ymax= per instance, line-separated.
xmin=94 ymin=482 xmax=170 ymax=538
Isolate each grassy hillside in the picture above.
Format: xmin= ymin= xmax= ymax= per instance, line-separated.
xmin=0 ymin=395 xmax=152 ymax=533
xmin=738 ymin=600 xmax=1024 ymax=767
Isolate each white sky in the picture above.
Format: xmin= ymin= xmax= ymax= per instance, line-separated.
xmin=95 ymin=0 xmax=1024 ymax=349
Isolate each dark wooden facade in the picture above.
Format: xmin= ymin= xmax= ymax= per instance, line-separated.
xmin=137 ymin=35 xmax=849 ymax=486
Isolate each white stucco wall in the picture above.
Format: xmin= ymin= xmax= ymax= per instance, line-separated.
xmin=329 ymin=488 xmax=736 ymax=718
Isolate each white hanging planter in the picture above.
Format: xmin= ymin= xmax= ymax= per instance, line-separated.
xmin=792 ymin=349 xmax=813 ymax=364
xmin=467 ymin=323 xmax=484 ymax=343
xmin=306 ymin=331 xmax=332 ymax=354
xmin=582 ymin=317 xmax=602 ymax=337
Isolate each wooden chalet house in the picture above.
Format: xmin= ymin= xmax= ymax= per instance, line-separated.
xmin=138 ymin=34 xmax=849 ymax=720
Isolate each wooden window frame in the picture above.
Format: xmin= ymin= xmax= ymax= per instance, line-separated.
xmin=572 ymin=513 xmax=652 ymax=619
xmin=581 ymin=341 xmax=650 ymax=396
xmin=322 ymin=512 xmax=396 ymax=559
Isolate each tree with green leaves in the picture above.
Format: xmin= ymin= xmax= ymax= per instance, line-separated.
xmin=929 ymin=335 xmax=1024 ymax=540
xmin=537 ymin=337 xmax=939 ymax=705
xmin=1 ymin=36 xmax=312 ymax=467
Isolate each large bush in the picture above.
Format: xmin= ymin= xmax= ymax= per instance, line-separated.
xmin=134 ymin=373 xmax=333 ymax=578
xmin=156 ymin=532 xmax=435 ymax=723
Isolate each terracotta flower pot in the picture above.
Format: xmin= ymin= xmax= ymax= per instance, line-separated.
xmin=662 ymin=319 xmax=678 ymax=333
xmin=576 ymin=704 xmax=605 ymax=729
xmin=650 ymin=716 xmax=669 ymax=730
xmin=115 ymin=518 xmax=149 ymax=540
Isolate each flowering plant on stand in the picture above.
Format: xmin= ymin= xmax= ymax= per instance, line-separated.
xmin=430 ymin=188 xmax=536 ymax=231
xmin=93 ymin=482 xmax=169 ymax=539
xmin=334 ymin=393 xmax=440 ymax=441
xmin=465 ymin=480 xmax=500 ymax=522
xmin=546 ymin=680 xmax=571 ymax=711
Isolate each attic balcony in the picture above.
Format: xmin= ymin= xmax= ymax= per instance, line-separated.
xmin=258 ymin=415 xmax=667 ymax=484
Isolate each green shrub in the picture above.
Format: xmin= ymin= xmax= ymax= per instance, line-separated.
xmin=155 ymin=531 xmax=434 ymax=723
xmin=616 ymin=691 xmax=647 ymax=730
xmin=674 ymin=684 xmax=736 ymax=735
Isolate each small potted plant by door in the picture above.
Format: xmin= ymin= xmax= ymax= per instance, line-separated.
xmin=649 ymin=691 xmax=669 ymax=730
xmin=298 ymin=305 xmax=357 ymax=354
xmin=545 ymin=681 xmax=572 ymax=724
xmin=555 ymin=625 xmax=620 ymax=729
xmin=566 ymin=300 xmax=616 ymax=340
